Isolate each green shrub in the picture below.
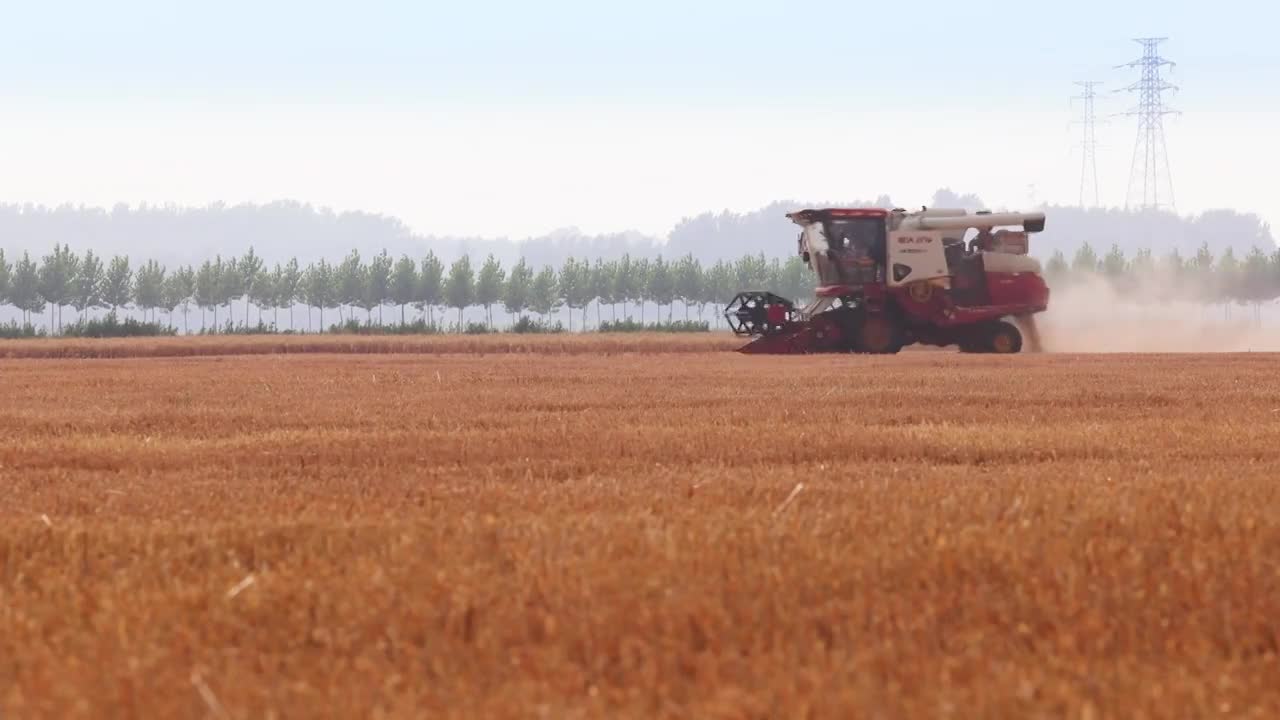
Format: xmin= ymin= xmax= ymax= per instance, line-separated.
xmin=508 ymin=316 xmax=564 ymax=334
xmin=0 ymin=322 xmax=44 ymax=339
xmin=61 ymin=312 xmax=177 ymax=338
xmin=597 ymin=319 xmax=710 ymax=333
xmin=326 ymin=318 xmax=445 ymax=335
xmin=198 ymin=320 xmax=280 ymax=336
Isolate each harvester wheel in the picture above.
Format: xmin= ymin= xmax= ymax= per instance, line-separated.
xmin=1016 ymin=314 xmax=1043 ymax=353
xmin=854 ymin=313 xmax=904 ymax=354
xmin=988 ymin=320 xmax=1023 ymax=354
xmin=907 ymin=281 xmax=934 ymax=303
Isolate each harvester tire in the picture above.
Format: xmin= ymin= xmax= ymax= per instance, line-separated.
xmin=1016 ymin=314 xmax=1043 ymax=353
xmin=907 ymin=281 xmax=934 ymax=303
xmin=853 ymin=313 xmax=904 ymax=354
xmin=988 ymin=320 xmax=1023 ymax=354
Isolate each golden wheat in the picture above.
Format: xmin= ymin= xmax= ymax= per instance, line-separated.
xmin=2 ymin=346 xmax=1279 ymax=718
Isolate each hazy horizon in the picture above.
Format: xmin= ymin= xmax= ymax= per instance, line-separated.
xmin=0 ymin=194 xmax=1272 ymax=276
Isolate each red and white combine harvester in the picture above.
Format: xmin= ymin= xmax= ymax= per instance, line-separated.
xmin=725 ymin=206 xmax=1049 ymax=354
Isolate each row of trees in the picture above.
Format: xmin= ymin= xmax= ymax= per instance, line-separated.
xmin=0 ymin=246 xmax=815 ymax=333
xmin=6 ymin=240 xmax=1280 ymax=335
xmin=1045 ymin=241 xmax=1280 ymax=305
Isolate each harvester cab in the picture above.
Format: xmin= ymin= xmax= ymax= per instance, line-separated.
xmin=725 ymin=206 xmax=1049 ymax=354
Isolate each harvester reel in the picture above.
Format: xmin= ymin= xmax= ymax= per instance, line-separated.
xmin=725 ymin=291 xmax=799 ymax=336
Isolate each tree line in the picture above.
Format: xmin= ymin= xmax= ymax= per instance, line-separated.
xmin=0 ymin=246 xmax=816 ymax=334
xmin=1045 ymin=241 xmax=1280 ymax=309
xmin=5 ymin=240 xmax=1279 ymax=336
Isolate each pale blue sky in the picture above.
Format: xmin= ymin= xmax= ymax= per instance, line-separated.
xmin=0 ymin=0 xmax=1276 ymax=237
xmin=4 ymin=0 xmax=1276 ymax=106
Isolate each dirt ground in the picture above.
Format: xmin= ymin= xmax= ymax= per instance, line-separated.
xmin=3 ymin=340 xmax=1279 ymax=718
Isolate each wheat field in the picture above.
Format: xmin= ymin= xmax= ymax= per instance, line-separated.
xmin=2 ymin=339 xmax=1279 ymax=718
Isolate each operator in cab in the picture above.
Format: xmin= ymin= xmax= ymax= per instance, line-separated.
xmin=968 ymin=229 xmax=995 ymax=254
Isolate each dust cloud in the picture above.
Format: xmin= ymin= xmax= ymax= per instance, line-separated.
xmin=1031 ymin=274 xmax=1280 ymax=353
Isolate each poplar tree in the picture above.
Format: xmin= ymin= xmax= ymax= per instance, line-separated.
xmin=72 ymin=250 xmax=105 ymax=321
xmin=389 ymin=255 xmax=417 ymax=326
xmin=415 ymin=251 xmax=444 ymax=326
xmin=529 ymin=265 xmax=560 ymax=320
xmin=444 ymin=255 xmax=475 ymax=326
xmin=366 ymin=250 xmax=393 ymax=324
xmin=475 ymin=254 xmax=506 ymax=328
xmin=38 ymin=244 xmax=80 ymax=332
xmin=10 ymin=252 xmax=42 ymax=325
xmin=503 ymin=258 xmax=532 ymax=322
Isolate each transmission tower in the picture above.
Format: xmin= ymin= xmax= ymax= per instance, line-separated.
xmin=1072 ymin=80 xmax=1103 ymax=207
xmin=1116 ymin=37 xmax=1178 ymax=211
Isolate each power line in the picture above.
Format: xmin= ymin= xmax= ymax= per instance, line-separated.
xmin=1116 ymin=37 xmax=1179 ymax=212
xmin=1072 ymin=80 xmax=1103 ymax=207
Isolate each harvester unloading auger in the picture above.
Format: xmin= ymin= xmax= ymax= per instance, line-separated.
xmin=725 ymin=206 xmax=1049 ymax=354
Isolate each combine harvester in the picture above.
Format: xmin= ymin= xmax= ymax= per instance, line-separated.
xmin=725 ymin=206 xmax=1049 ymax=354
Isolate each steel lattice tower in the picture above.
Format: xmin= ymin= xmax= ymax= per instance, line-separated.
xmin=1117 ymin=38 xmax=1178 ymax=211
xmin=1073 ymin=81 xmax=1103 ymax=207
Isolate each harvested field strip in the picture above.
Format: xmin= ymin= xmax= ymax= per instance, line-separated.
xmin=0 ymin=332 xmax=740 ymax=359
